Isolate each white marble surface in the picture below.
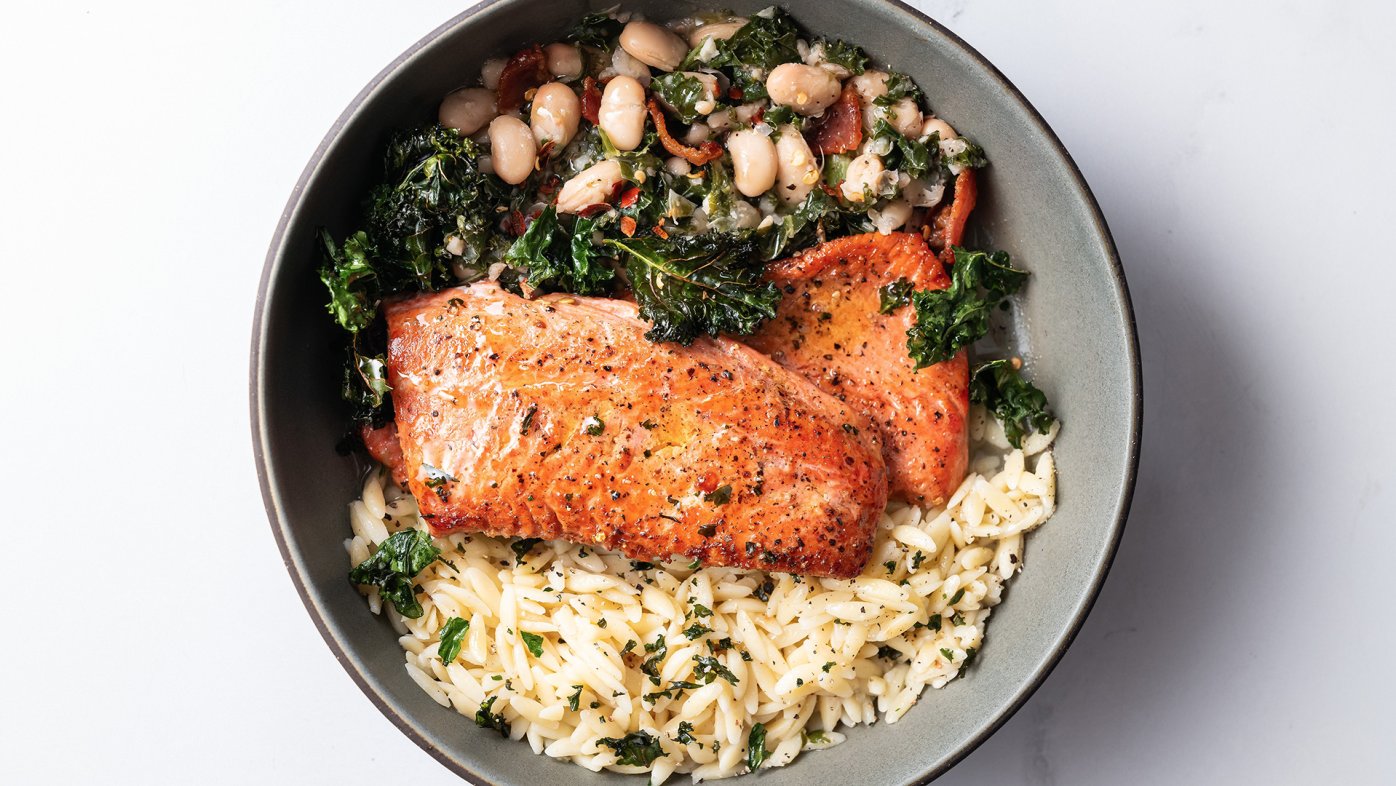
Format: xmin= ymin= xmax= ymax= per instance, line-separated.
xmin=3 ymin=1 xmax=1393 ymax=783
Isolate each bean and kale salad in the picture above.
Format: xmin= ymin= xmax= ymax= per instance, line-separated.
xmin=319 ymin=7 xmax=1052 ymax=445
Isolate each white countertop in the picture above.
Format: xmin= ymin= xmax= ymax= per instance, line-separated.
xmin=3 ymin=1 xmax=1393 ymax=783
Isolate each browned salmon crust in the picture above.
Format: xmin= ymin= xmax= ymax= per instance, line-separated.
xmin=376 ymin=281 xmax=889 ymax=578
xmin=746 ymin=232 xmax=970 ymax=505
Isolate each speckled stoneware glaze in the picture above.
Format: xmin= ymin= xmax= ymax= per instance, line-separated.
xmin=251 ymin=1 xmax=1141 ymax=782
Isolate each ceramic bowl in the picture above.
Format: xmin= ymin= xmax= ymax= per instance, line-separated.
xmin=251 ymin=1 xmax=1141 ymax=782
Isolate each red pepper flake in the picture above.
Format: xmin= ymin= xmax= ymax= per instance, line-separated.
xmin=727 ymin=86 xmax=744 ymax=101
xmin=697 ymin=471 xmax=719 ymax=494
xmin=652 ymin=225 xmax=670 ymax=239
xmin=619 ymin=216 xmax=638 ymax=236
xmin=646 ymin=97 xmax=723 ymax=166
xmin=580 ymin=76 xmax=602 ymax=125
xmin=506 ymin=210 xmax=528 ymax=237
xmin=618 ymin=185 xmax=641 ymax=208
xmin=496 ymin=44 xmax=549 ymax=112
xmin=577 ymin=203 xmax=611 ymax=218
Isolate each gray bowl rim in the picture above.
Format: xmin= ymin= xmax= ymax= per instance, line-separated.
xmin=249 ymin=1 xmax=1143 ymax=782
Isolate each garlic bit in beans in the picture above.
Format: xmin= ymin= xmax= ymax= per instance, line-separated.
xmin=529 ymin=82 xmax=581 ymax=149
xmin=438 ymin=87 xmax=497 ymax=136
xmin=619 ymin=20 xmax=689 ymax=72
xmin=558 ymin=159 xmax=624 ymax=214
xmin=487 ymin=116 xmax=536 ymax=185
xmin=727 ymin=128 xmax=779 ymax=197
xmin=765 ymin=63 xmax=841 ymax=116
xmin=599 ymin=75 xmax=648 ymax=151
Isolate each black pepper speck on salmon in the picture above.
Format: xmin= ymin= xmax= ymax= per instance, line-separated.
xmin=364 ymin=281 xmax=888 ymax=579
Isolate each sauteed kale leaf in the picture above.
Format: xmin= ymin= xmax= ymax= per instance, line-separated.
xmin=567 ymin=12 xmax=624 ymax=50
xmin=906 ymin=246 xmax=1029 ymax=367
xmin=372 ymin=126 xmax=507 ymax=289
xmin=606 ymin=233 xmax=781 ymax=345
xmin=504 ymin=206 xmax=615 ymax=295
xmin=651 ymin=71 xmax=710 ymax=124
xmin=970 ymin=359 xmax=1054 ymax=448
xmin=318 ymin=125 xmax=508 ymax=421
xmin=348 ymin=529 xmax=441 ymax=618
xmin=697 ymin=8 xmax=802 ymax=101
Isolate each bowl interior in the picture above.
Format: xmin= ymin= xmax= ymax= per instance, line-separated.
xmin=253 ymin=1 xmax=1140 ymax=783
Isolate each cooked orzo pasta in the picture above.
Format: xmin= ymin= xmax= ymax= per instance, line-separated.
xmin=345 ymin=407 xmax=1056 ymax=781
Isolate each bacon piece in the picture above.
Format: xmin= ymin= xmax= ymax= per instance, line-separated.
xmin=646 ymin=98 xmax=723 ymax=166
xmin=580 ymin=76 xmax=602 ymax=124
xmin=806 ymin=83 xmax=863 ymax=155
xmin=927 ymin=169 xmax=978 ymax=267
xmin=496 ymin=44 xmax=549 ymax=112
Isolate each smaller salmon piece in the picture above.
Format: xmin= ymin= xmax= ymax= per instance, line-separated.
xmin=746 ymin=232 xmax=969 ymax=505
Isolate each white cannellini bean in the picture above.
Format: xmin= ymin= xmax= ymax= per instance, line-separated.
xmin=438 ymin=87 xmax=497 ymax=136
xmin=733 ymin=101 xmax=764 ymax=124
xmin=487 ymin=115 xmax=536 ymax=185
xmin=841 ymin=153 xmax=886 ymax=201
xmin=686 ymin=19 xmax=747 ymax=48
xmin=529 ymin=82 xmax=581 ymax=149
xmin=727 ymin=128 xmax=778 ymax=197
xmin=684 ymin=122 xmax=711 ymax=144
xmin=922 ymin=116 xmax=958 ymax=141
xmin=765 ymin=63 xmax=842 ymax=116
xmin=665 ymin=156 xmax=692 ymax=177
xmin=543 ymin=42 xmax=582 ymax=80
xmin=774 ymin=126 xmax=819 ymax=206
xmin=557 ymin=159 xmax=624 ymax=214
xmin=599 ymin=75 xmax=647 ymax=151
xmin=481 ymin=57 xmax=507 ymax=90
xmin=849 ymin=70 xmax=890 ymax=102
xmin=870 ymin=198 xmax=913 ymax=234
xmin=705 ymin=108 xmax=733 ymax=131
xmin=619 ymin=20 xmax=688 ymax=72
xmin=886 ymin=97 xmax=923 ymax=137
xmin=850 ymin=70 xmax=891 ymax=132
xmin=609 ymin=46 xmax=652 ymax=85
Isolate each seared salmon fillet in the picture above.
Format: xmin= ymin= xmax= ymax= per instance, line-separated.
xmin=745 ymin=232 xmax=969 ymax=505
xmin=371 ymin=281 xmax=888 ymax=578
